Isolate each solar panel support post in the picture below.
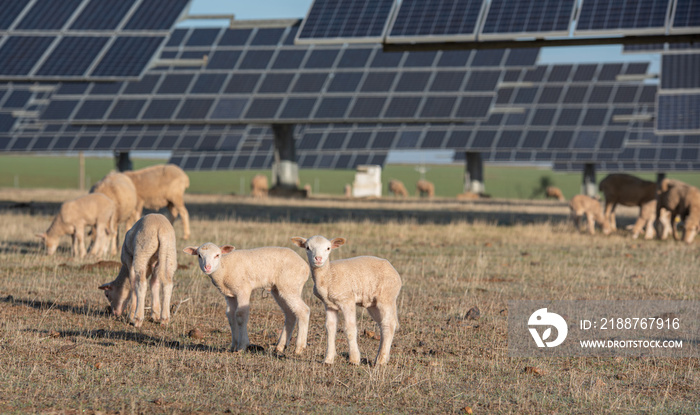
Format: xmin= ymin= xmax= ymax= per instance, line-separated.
xmin=464 ymin=152 xmax=485 ymax=194
xmin=581 ymin=163 xmax=597 ymax=198
xmin=115 ymin=151 xmax=133 ymax=172
xmin=271 ymin=124 xmax=300 ymax=190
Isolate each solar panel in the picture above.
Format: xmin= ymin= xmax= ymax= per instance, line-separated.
xmin=70 ymin=0 xmax=137 ymax=30
xmin=575 ymin=0 xmax=672 ymax=35
xmin=386 ymin=0 xmax=487 ymax=43
xmin=656 ymin=93 xmax=700 ymax=134
xmin=660 ymin=53 xmax=700 ymax=90
xmin=671 ymin=0 xmax=700 ymax=34
xmin=296 ymin=0 xmax=397 ymax=44
xmin=479 ymin=0 xmax=576 ymax=40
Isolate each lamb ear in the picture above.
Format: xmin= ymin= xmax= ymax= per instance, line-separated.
xmin=290 ymin=237 xmax=307 ymax=248
xmin=183 ymin=247 xmax=198 ymax=255
xmin=98 ymin=283 xmax=112 ymax=291
xmin=331 ymin=237 xmax=346 ymax=249
xmin=220 ymin=245 xmax=236 ymax=255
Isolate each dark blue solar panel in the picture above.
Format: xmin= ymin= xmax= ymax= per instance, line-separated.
xmin=661 ymin=54 xmax=700 ymax=89
xmin=244 ymin=98 xmax=282 ymax=119
xmin=466 ymin=71 xmax=500 ymax=91
xmin=430 ymin=71 xmax=465 ymax=91
xmin=252 ymin=28 xmax=285 ymax=46
xmin=613 ymin=85 xmax=638 ymax=103
xmin=323 ymin=132 xmax=347 ymax=150
xmin=239 ymin=50 xmax=274 ymax=70
xmin=207 ymin=51 xmax=242 ymax=70
xmin=598 ymin=63 xmax=623 ymax=81
xmin=3 ymin=90 xmax=31 ymax=108
xmin=672 ymin=0 xmax=700 ymax=32
xmin=577 ymin=0 xmax=671 ymax=33
xmin=404 ymin=51 xmax=438 ymax=67
xmin=224 ymin=74 xmax=261 ymax=93
xmin=292 ymin=73 xmax=328 ymax=93
xmin=657 ymin=94 xmax=700 ymax=132
xmin=532 ymin=108 xmax=556 ymax=125
xmin=506 ymin=48 xmax=540 ymax=66
xmin=481 ymin=0 xmax=575 ymax=37
xmin=0 ymin=114 xmax=16 ymax=133
xmin=124 ymin=0 xmax=190 ymax=30
xmin=471 ymin=49 xmax=505 ymax=67
xmin=573 ymin=64 xmax=597 ymax=81
xmin=74 ymin=100 xmax=112 ymax=119
xmin=327 ymin=72 xmax=363 ymax=92
xmin=588 ymin=86 xmax=613 ymax=103
xmin=190 ymin=74 xmax=228 ymax=94
xmin=361 ymin=72 xmax=396 ymax=92
xmin=384 ymin=97 xmax=422 ymax=118
xmin=123 ymin=74 xmax=161 ymax=94
xmin=258 ymin=73 xmax=295 ymax=93
xmin=0 ymin=1 xmax=27 ymax=30
xmin=90 ymin=82 xmax=123 ymax=95
xmin=371 ymin=51 xmax=403 ymax=68
xmin=157 ymin=74 xmax=194 ymax=94
xmin=218 ymin=29 xmax=252 ymax=46
xmin=70 ymin=0 xmax=136 ymax=30
xmin=548 ymin=65 xmax=572 ymax=82
xmin=395 ymin=71 xmax=431 ymax=92
xmin=420 ymin=97 xmax=457 ymax=118
xmin=176 ymin=99 xmax=214 ymax=119
xmin=16 ymin=0 xmax=82 ymax=30
xmin=108 ymin=99 xmax=145 ymax=119
xmin=41 ymin=100 xmax=78 ymax=120
xmin=557 ymin=108 xmax=582 ymax=125
xmin=187 ymin=29 xmax=220 ymax=46
xmin=92 ymin=36 xmax=165 ymax=77
xmin=304 ymin=49 xmax=340 ymax=68
xmin=272 ymin=50 xmax=307 ymax=69
xmin=298 ymin=0 xmax=395 ymax=42
xmin=388 ymin=0 xmax=485 ymax=40
xmin=455 ymin=96 xmax=493 ymax=118
xmin=0 ymin=36 xmax=54 ymax=76
xmin=349 ymin=97 xmax=386 ymax=118
xmin=36 ymin=36 xmax=108 ymax=76
xmin=142 ymin=99 xmax=179 ymax=119
xmin=337 ymin=48 xmax=372 ymax=68
xmin=600 ymin=131 xmax=625 ymax=149
xmin=279 ymin=98 xmax=317 ymax=119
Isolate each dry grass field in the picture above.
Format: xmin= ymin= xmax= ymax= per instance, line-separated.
xmin=0 ymin=188 xmax=698 ymax=414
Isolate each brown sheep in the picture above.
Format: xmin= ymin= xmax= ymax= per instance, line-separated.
xmin=90 ymin=171 xmax=139 ymax=255
xmin=124 ymin=164 xmax=190 ymax=240
xmin=598 ymin=174 xmax=656 ymax=234
xmin=568 ymin=194 xmax=609 ymax=235
xmin=37 ymin=193 xmax=116 ymax=258
xmin=388 ymin=179 xmax=408 ymax=197
xmin=656 ymin=179 xmax=700 ymax=243
xmin=250 ymin=174 xmax=269 ymax=198
xmin=416 ymin=179 xmax=435 ymax=199
xmin=545 ymin=186 xmax=566 ymax=202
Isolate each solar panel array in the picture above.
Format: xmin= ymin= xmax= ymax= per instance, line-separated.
xmin=386 ymin=0 xmax=487 ymax=43
xmin=296 ymin=0 xmax=396 ymax=44
xmin=0 ymin=0 xmax=191 ymax=80
xmin=26 ymin=26 xmax=543 ymax=126
xmin=660 ymin=53 xmax=700 ymax=89
xmin=479 ymin=0 xmax=577 ymax=40
xmin=656 ymin=93 xmax=700 ymax=133
xmin=575 ymin=0 xmax=672 ymax=35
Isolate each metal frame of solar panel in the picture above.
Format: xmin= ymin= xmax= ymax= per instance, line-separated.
xmin=574 ymin=0 xmax=673 ymax=36
xmin=0 ymin=0 xmax=191 ymax=81
xmin=478 ymin=0 xmax=577 ymax=40
xmin=30 ymin=25 xmax=542 ymax=126
xmin=385 ymin=0 xmax=489 ymax=43
xmin=295 ymin=0 xmax=397 ymax=45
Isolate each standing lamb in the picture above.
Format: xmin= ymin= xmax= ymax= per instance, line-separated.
xmin=124 ymin=164 xmax=191 ymax=240
xmin=388 ymin=179 xmax=409 ymax=198
xmin=545 ymin=186 xmax=566 ymax=202
xmin=633 ymin=199 xmax=672 ymax=240
xmin=99 ymin=214 xmax=177 ymax=327
xmin=183 ymin=243 xmax=310 ymax=354
xmin=291 ymin=235 xmax=402 ymax=366
xmin=250 ymin=174 xmax=269 ymax=198
xmin=656 ymin=178 xmax=700 ymax=243
xmin=568 ymin=195 xmax=609 ymax=235
xmin=90 ymin=171 xmax=139 ymax=255
xmin=598 ymin=174 xmax=657 ymax=234
xmin=37 ymin=193 xmax=116 ymax=258
xmin=416 ymin=179 xmax=435 ymax=199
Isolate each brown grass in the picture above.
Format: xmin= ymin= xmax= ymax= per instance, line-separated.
xmin=0 ymin=188 xmax=697 ymax=414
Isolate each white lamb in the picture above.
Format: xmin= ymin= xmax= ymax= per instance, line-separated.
xmin=99 ymin=214 xmax=177 ymax=327
xmin=291 ymin=236 xmax=402 ymax=366
xmin=183 ymin=243 xmax=310 ymax=354
xmin=36 ymin=193 xmax=116 ymax=258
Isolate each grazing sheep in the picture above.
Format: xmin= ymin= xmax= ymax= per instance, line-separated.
xmin=99 ymin=214 xmax=176 ymax=327
xmin=124 ymin=164 xmax=190 ymax=240
xmin=90 ymin=171 xmax=139 ymax=255
xmin=291 ymin=236 xmax=402 ymax=366
xmin=183 ymin=243 xmax=310 ymax=354
xmin=632 ymin=199 xmax=672 ymax=240
xmin=388 ymin=179 xmax=409 ymax=198
xmin=545 ymin=186 xmax=566 ymax=202
xmin=568 ymin=194 xmax=609 ymax=235
xmin=598 ymin=174 xmax=656 ymax=234
xmin=251 ymin=175 xmax=269 ymax=198
xmin=656 ymin=179 xmax=700 ymax=243
xmin=37 ymin=193 xmax=116 ymax=258
xmin=416 ymin=179 xmax=435 ymax=198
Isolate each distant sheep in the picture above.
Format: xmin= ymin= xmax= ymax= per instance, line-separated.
xmin=388 ymin=179 xmax=408 ymax=198
xmin=99 ymin=214 xmax=177 ymax=327
xmin=416 ymin=180 xmax=435 ymax=199
xmin=632 ymin=199 xmax=671 ymax=240
xmin=251 ymin=175 xmax=269 ymax=198
xmin=344 ymin=184 xmax=352 ymax=198
xmin=656 ymin=179 xmax=700 ymax=243
xmin=90 ymin=171 xmax=139 ymax=255
xmin=124 ymin=164 xmax=190 ymax=240
xmin=598 ymin=174 xmax=656 ymax=234
xmin=183 ymin=243 xmax=310 ymax=354
xmin=568 ymin=194 xmax=608 ymax=235
xmin=545 ymin=186 xmax=566 ymax=202
xmin=292 ymin=235 xmax=402 ymax=366
xmin=37 ymin=193 xmax=116 ymax=258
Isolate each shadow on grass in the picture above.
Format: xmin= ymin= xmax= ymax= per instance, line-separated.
xmin=2 ymin=295 xmax=103 ymax=317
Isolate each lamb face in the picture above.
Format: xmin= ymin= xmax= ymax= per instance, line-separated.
xmin=99 ymin=281 xmax=130 ymax=316
xmin=294 ymin=236 xmax=345 ymax=268
xmin=184 ymin=243 xmax=234 ymax=275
